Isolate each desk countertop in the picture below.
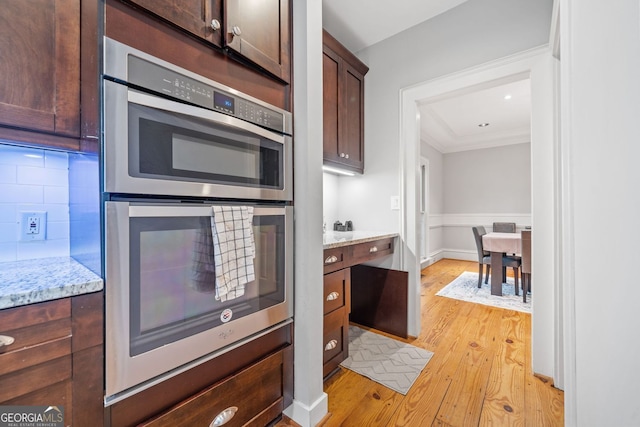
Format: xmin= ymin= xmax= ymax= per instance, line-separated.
xmin=323 ymin=231 xmax=398 ymax=250
xmin=0 ymin=257 xmax=104 ymax=310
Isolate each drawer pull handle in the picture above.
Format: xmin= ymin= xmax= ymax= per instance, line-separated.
xmin=0 ymin=335 xmax=14 ymax=348
xmin=210 ymin=406 xmax=238 ymax=427
xmin=326 ymin=291 xmax=340 ymax=301
xmin=325 ymin=340 xmax=338 ymax=351
xmin=325 ymin=255 xmax=338 ymax=264
xmin=369 ymin=246 xmax=378 ymax=253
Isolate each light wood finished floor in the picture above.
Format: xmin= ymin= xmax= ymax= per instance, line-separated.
xmin=280 ymin=258 xmax=564 ymax=426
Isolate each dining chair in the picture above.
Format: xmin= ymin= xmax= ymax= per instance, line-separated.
xmin=472 ymin=226 xmax=492 ymax=287
xmin=472 ymin=226 xmax=522 ymax=294
xmin=520 ymin=229 xmax=532 ymax=303
xmin=493 ymin=222 xmax=516 ymax=233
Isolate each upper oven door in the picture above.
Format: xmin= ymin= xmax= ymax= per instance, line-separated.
xmin=104 ymin=80 xmax=292 ymax=201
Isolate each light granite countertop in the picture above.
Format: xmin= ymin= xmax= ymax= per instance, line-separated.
xmin=0 ymin=257 xmax=104 ymax=310
xmin=323 ymin=230 xmax=398 ymax=249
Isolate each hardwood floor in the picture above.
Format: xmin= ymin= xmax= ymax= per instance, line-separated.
xmin=282 ymin=259 xmax=564 ymax=426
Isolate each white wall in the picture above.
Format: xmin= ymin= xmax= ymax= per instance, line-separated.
xmin=561 ymin=0 xmax=640 ymax=425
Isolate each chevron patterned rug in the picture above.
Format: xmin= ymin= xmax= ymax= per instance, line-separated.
xmin=340 ymin=326 xmax=434 ymax=395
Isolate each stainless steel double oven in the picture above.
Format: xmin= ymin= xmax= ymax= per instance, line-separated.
xmin=102 ymin=38 xmax=293 ymax=403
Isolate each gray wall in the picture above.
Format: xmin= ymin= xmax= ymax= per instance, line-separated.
xmin=421 ymin=142 xmax=531 ymax=261
xmin=443 ymin=143 xmax=531 ymax=214
xmin=334 ymin=0 xmax=553 ymax=248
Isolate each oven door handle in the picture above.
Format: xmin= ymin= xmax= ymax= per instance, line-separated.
xmin=127 ymin=204 xmax=289 ymax=218
xmin=127 ymin=89 xmax=285 ymax=144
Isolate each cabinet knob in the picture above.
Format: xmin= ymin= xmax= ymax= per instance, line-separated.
xmin=345 ymin=154 xmax=350 ymax=159
xmin=210 ymin=19 xmax=221 ymax=31
xmin=324 ymin=340 xmax=338 ymax=351
xmin=340 ymin=152 xmax=345 ymax=158
xmin=369 ymin=246 xmax=378 ymax=253
xmin=0 ymin=335 xmax=15 ymax=348
xmin=231 ymin=25 xmax=242 ymax=37
xmin=326 ymin=291 xmax=340 ymax=301
xmin=210 ymin=406 xmax=238 ymax=427
xmin=324 ymin=255 xmax=338 ymax=264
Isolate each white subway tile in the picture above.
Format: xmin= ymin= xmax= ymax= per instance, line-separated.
xmin=44 ymin=168 xmax=69 ymax=187
xmin=42 ymin=204 xmax=69 ymax=221
xmin=0 ymin=205 xmax=16 ymax=222
xmin=17 ymin=166 xmax=46 ymax=185
xmin=0 ymin=145 xmax=44 ymax=167
xmin=0 ymin=242 xmax=17 ymax=262
xmin=44 ymin=186 xmax=69 ymax=204
xmin=46 ymin=221 xmax=70 ymax=240
xmin=0 ymin=184 xmax=43 ymax=203
xmin=0 ymin=164 xmax=17 ymax=184
xmin=17 ymin=238 xmax=69 ymax=260
xmin=44 ymin=151 xmax=69 ymax=170
xmin=0 ymin=223 xmax=18 ymax=243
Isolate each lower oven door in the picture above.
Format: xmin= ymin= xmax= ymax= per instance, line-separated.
xmin=105 ymin=201 xmax=293 ymax=401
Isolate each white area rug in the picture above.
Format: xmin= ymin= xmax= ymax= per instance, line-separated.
xmin=436 ymin=271 xmax=531 ymax=313
xmin=340 ymin=326 xmax=434 ymax=395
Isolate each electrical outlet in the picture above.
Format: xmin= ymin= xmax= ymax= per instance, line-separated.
xmin=19 ymin=211 xmax=47 ymax=241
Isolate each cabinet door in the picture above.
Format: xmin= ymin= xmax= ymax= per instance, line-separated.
xmin=0 ymin=0 xmax=80 ymax=137
xmin=322 ymin=47 xmax=341 ymax=165
xmin=127 ymin=0 xmax=223 ymax=47
xmin=224 ymin=0 xmax=291 ymax=83
xmin=340 ymin=63 xmax=365 ymax=172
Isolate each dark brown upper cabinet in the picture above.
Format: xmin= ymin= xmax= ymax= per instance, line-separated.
xmin=224 ymin=0 xmax=290 ymax=83
xmin=0 ymin=0 xmax=80 ymax=140
xmin=126 ymin=0 xmax=223 ymax=47
xmin=125 ymin=0 xmax=290 ymax=83
xmin=323 ymin=30 xmax=368 ymax=174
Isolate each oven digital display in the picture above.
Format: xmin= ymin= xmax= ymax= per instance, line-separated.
xmin=214 ymin=91 xmax=234 ymax=114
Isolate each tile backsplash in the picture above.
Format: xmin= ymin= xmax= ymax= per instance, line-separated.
xmin=0 ymin=144 xmax=70 ymax=262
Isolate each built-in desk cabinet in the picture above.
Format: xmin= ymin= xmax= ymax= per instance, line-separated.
xmin=322 ymin=237 xmax=397 ymax=377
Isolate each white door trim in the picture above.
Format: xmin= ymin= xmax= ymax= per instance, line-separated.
xmin=399 ymin=44 xmax=561 ymax=383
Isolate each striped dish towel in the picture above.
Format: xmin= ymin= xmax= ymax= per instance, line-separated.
xmin=211 ymin=206 xmax=255 ymax=301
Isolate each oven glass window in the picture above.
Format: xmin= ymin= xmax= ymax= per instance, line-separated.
xmin=128 ymin=104 xmax=283 ymax=189
xmin=128 ymin=213 xmax=285 ymax=356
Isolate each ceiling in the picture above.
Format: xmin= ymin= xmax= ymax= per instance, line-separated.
xmin=419 ymin=78 xmax=531 ymax=153
xmin=322 ymin=0 xmax=532 ymax=153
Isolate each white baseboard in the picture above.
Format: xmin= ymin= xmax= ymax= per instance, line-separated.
xmin=283 ymin=393 xmax=328 ymax=427
xmin=440 ymin=249 xmax=477 ymax=262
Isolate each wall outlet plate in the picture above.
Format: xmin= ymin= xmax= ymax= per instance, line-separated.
xmin=19 ymin=211 xmax=47 ymax=241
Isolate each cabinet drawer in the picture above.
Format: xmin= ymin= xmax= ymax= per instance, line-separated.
xmin=0 ymin=299 xmax=72 ymax=377
xmin=322 ymin=308 xmax=347 ymax=365
xmin=323 ymin=246 xmax=347 ymax=274
xmin=141 ymin=350 xmax=285 ymax=427
xmin=323 ymin=268 xmax=350 ymax=315
xmin=351 ymin=238 xmax=394 ymax=264
xmin=322 ymin=308 xmax=349 ymax=377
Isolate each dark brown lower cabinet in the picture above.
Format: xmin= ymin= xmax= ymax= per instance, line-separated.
xmin=106 ymin=323 xmax=293 ymax=427
xmin=0 ymin=291 xmax=104 ymax=426
xmin=351 ymin=265 xmax=409 ymax=338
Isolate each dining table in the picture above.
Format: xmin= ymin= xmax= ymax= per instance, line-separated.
xmin=482 ymin=232 xmax=522 ymax=296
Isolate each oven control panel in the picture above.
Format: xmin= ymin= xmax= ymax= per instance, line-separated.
xmin=127 ymin=56 xmax=285 ymax=134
